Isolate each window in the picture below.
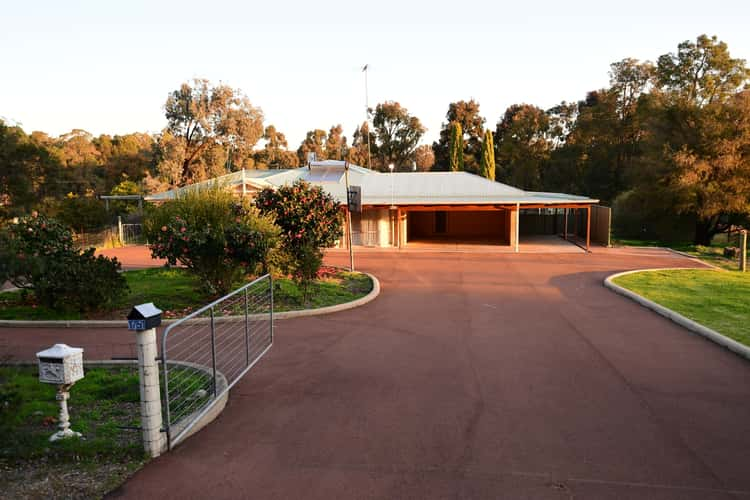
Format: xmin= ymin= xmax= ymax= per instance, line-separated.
xmin=434 ymin=211 xmax=447 ymax=234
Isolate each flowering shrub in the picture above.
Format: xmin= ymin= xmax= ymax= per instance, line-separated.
xmin=0 ymin=214 xmax=127 ymax=312
xmin=144 ymin=186 xmax=279 ymax=295
xmin=255 ymin=180 xmax=343 ymax=295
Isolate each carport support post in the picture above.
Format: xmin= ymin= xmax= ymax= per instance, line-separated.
xmin=514 ymin=203 xmax=520 ymax=253
xmin=563 ymin=208 xmax=568 ymax=240
xmin=135 ymin=327 xmax=165 ymax=457
xmin=586 ymin=206 xmax=591 ymax=252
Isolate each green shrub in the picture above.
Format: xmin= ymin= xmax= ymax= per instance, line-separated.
xmin=144 ymin=185 xmax=279 ymax=295
xmin=255 ymin=180 xmax=342 ymax=297
xmin=56 ymin=193 xmax=111 ymax=234
xmin=0 ymin=214 xmax=128 ymax=312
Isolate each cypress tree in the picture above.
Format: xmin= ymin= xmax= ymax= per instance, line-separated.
xmin=480 ymin=129 xmax=495 ymax=181
xmin=449 ymin=122 xmax=464 ymax=172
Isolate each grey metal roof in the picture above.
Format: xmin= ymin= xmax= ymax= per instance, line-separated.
xmin=146 ymin=161 xmax=599 ymax=205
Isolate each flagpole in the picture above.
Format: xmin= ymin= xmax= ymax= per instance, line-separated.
xmin=362 ymin=64 xmax=372 ymax=170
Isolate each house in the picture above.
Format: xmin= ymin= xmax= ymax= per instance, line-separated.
xmin=146 ymin=161 xmax=605 ymax=251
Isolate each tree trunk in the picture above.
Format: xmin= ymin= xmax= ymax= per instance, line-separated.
xmin=181 ymin=158 xmax=191 ymax=184
xmin=694 ymin=216 xmax=717 ymax=246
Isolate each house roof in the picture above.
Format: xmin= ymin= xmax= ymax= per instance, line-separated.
xmin=145 ymin=161 xmax=599 ymax=206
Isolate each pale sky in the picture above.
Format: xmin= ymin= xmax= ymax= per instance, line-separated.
xmin=2 ymin=0 xmax=749 ymax=148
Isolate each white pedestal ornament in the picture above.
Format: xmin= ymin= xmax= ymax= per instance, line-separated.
xmin=36 ymin=343 xmax=84 ymax=442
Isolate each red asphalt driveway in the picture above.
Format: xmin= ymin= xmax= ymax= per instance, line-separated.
xmin=3 ymin=248 xmax=750 ymax=499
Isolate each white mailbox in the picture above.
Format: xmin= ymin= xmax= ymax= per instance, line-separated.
xmin=37 ymin=344 xmax=84 ymax=385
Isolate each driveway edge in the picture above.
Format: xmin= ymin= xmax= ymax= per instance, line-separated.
xmin=0 ymin=273 xmax=380 ymax=328
xmin=604 ymin=268 xmax=750 ymax=361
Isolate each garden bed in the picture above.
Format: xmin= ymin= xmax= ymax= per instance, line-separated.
xmin=612 ymin=269 xmax=750 ymax=346
xmin=0 ymin=365 xmax=145 ymax=499
xmin=0 ymin=267 xmax=373 ymax=321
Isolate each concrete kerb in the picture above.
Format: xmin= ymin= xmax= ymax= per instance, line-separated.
xmin=0 ymin=272 xmax=380 ymax=328
xmin=604 ymin=268 xmax=750 ymax=362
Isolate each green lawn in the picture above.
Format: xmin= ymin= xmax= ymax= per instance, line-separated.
xmin=0 ymin=267 xmax=373 ymax=320
xmin=612 ymin=238 xmax=741 ymax=271
xmin=0 ymin=365 xmax=145 ymax=498
xmin=613 ymin=269 xmax=750 ymax=346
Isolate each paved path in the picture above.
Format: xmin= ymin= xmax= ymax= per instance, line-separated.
xmin=3 ymin=248 xmax=750 ymax=499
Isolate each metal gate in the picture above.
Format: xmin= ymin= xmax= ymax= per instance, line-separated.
xmin=121 ymin=224 xmax=144 ymax=245
xmin=161 ymin=274 xmax=273 ymax=449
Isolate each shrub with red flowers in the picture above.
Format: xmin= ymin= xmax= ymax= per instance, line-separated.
xmin=255 ymin=180 xmax=343 ymax=296
xmin=144 ymin=186 xmax=279 ymax=295
xmin=0 ymin=214 xmax=127 ymax=312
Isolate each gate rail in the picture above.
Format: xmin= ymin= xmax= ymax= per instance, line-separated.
xmin=161 ymin=274 xmax=273 ymax=449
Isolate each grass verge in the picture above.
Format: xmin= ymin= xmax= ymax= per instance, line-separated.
xmin=0 ymin=267 xmax=373 ymax=320
xmin=612 ymin=238 xmax=740 ymax=271
xmin=0 ymin=365 xmax=146 ymax=498
xmin=612 ymin=269 xmax=750 ymax=346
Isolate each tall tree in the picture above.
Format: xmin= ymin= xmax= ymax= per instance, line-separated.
xmin=256 ymin=125 xmax=298 ymax=169
xmin=164 ymin=79 xmax=264 ymax=183
xmin=371 ymin=101 xmax=425 ymax=170
xmin=325 ymin=124 xmax=347 ymax=160
xmin=433 ymin=100 xmax=485 ymax=171
xmin=347 ymin=122 xmax=375 ymax=167
xmin=449 ymin=122 xmax=464 ymax=172
xmin=297 ymin=129 xmax=329 ymax=164
xmin=414 ymin=144 xmax=435 ymax=171
xmin=479 ymin=129 xmax=495 ymax=181
xmin=495 ymin=104 xmax=550 ymax=190
xmin=639 ymin=34 xmax=750 ymax=243
xmin=0 ymin=121 xmax=59 ymax=219
xmin=655 ymin=34 xmax=749 ymax=107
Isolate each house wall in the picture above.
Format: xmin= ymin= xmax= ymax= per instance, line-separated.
xmin=351 ymin=208 xmax=391 ymax=247
xmin=407 ymin=210 xmax=509 ymax=244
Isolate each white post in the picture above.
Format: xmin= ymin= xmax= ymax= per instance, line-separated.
xmin=741 ymin=230 xmax=747 ymax=272
xmin=135 ymin=327 xmax=165 ymax=457
xmin=50 ymin=384 xmax=81 ymax=441
xmin=117 ymin=216 xmax=124 ymax=245
xmin=515 ymin=203 xmax=520 ymax=253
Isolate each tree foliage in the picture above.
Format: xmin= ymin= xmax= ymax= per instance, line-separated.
xmin=0 ymin=214 xmax=127 ymax=312
xmin=255 ymin=180 xmax=342 ymax=294
xmin=495 ymin=104 xmax=549 ymax=190
xmin=414 ymin=144 xmax=435 ymax=171
xmin=434 ymin=100 xmax=485 ymax=171
xmin=144 ymin=186 xmax=279 ymax=295
xmin=371 ymin=101 xmax=425 ymax=170
xmin=448 ymin=122 xmax=464 ymax=172
xmin=479 ymin=129 xmax=495 ymax=181
xmin=164 ymin=79 xmax=264 ymax=183
xmin=254 ymin=125 xmax=299 ymax=169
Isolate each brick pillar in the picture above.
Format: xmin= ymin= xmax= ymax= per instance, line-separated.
xmin=136 ymin=328 xmax=165 ymax=457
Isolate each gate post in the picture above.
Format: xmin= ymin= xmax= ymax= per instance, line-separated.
xmin=117 ymin=216 xmax=124 ymax=245
xmin=135 ymin=327 xmax=166 ymax=457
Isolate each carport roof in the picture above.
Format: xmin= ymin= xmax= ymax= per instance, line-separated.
xmin=145 ymin=161 xmax=599 ymax=205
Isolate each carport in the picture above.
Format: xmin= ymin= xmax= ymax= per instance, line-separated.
xmin=399 ymin=201 xmax=602 ymax=252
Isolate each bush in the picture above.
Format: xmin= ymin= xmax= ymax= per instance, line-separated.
xmin=612 ymin=189 xmax=695 ymax=242
xmin=255 ymin=180 xmax=342 ymax=296
xmin=56 ymin=192 xmax=112 ymax=234
xmin=144 ymin=185 xmax=279 ymax=295
xmin=0 ymin=214 xmax=128 ymax=312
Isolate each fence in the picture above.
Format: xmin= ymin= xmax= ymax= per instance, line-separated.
xmin=519 ymin=205 xmax=612 ymax=246
xmin=117 ymin=217 xmax=145 ymax=246
xmin=160 ymin=274 xmax=273 ymax=449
